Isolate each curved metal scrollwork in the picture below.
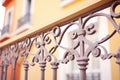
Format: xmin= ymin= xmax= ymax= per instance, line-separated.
xmin=0 ymin=1 xmax=120 ymax=80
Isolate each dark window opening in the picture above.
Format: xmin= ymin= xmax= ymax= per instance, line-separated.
xmin=1 ymin=11 xmax=11 ymax=35
xmin=17 ymin=0 xmax=32 ymax=28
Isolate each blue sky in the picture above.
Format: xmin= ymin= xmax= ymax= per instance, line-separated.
xmin=0 ymin=0 xmax=5 ymax=29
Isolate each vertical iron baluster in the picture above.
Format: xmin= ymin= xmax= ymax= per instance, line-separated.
xmin=4 ymin=65 xmax=8 ymax=80
xmin=77 ymin=57 xmax=89 ymax=80
xmin=24 ymin=62 xmax=29 ymax=80
xmin=0 ymin=64 xmax=3 ymax=80
xmin=39 ymin=61 xmax=46 ymax=80
xmin=51 ymin=62 xmax=59 ymax=80
xmin=12 ymin=59 xmax=17 ymax=80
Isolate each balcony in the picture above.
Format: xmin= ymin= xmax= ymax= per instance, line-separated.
xmin=17 ymin=13 xmax=31 ymax=28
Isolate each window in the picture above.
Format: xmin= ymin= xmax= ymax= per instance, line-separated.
xmin=1 ymin=7 xmax=13 ymax=35
xmin=7 ymin=11 xmax=11 ymax=26
xmin=18 ymin=0 xmax=32 ymax=28
xmin=23 ymin=0 xmax=32 ymax=15
xmin=26 ymin=0 xmax=31 ymax=14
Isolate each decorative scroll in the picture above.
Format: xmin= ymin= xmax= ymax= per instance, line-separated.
xmin=0 ymin=1 xmax=120 ymax=80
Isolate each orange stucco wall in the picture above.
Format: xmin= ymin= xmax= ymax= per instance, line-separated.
xmin=2 ymin=0 xmax=21 ymax=80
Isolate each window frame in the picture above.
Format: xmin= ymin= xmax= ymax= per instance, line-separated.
xmin=5 ymin=6 xmax=14 ymax=30
xmin=15 ymin=0 xmax=34 ymax=34
xmin=23 ymin=0 xmax=34 ymax=16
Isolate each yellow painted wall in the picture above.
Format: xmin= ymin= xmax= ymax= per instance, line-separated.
xmin=109 ymin=5 xmax=120 ymax=80
xmin=109 ymin=31 xmax=120 ymax=80
xmin=32 ymin=0 xmax=112 ymax=28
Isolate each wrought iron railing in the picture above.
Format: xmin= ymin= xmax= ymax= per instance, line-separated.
xmin=18 ymin=13 xmax=31 ymax=28
xmin=0 ymin=1 xmax=120 ymax=80
xmin=1 ymin=24 xmax=10 ymax=35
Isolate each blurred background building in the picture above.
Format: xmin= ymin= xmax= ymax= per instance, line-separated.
xmin=0 ymin=0 xmax=120 ymax=80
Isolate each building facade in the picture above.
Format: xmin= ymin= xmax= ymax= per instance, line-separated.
xmin=0 ymin=0 xmax=120 ymax=80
